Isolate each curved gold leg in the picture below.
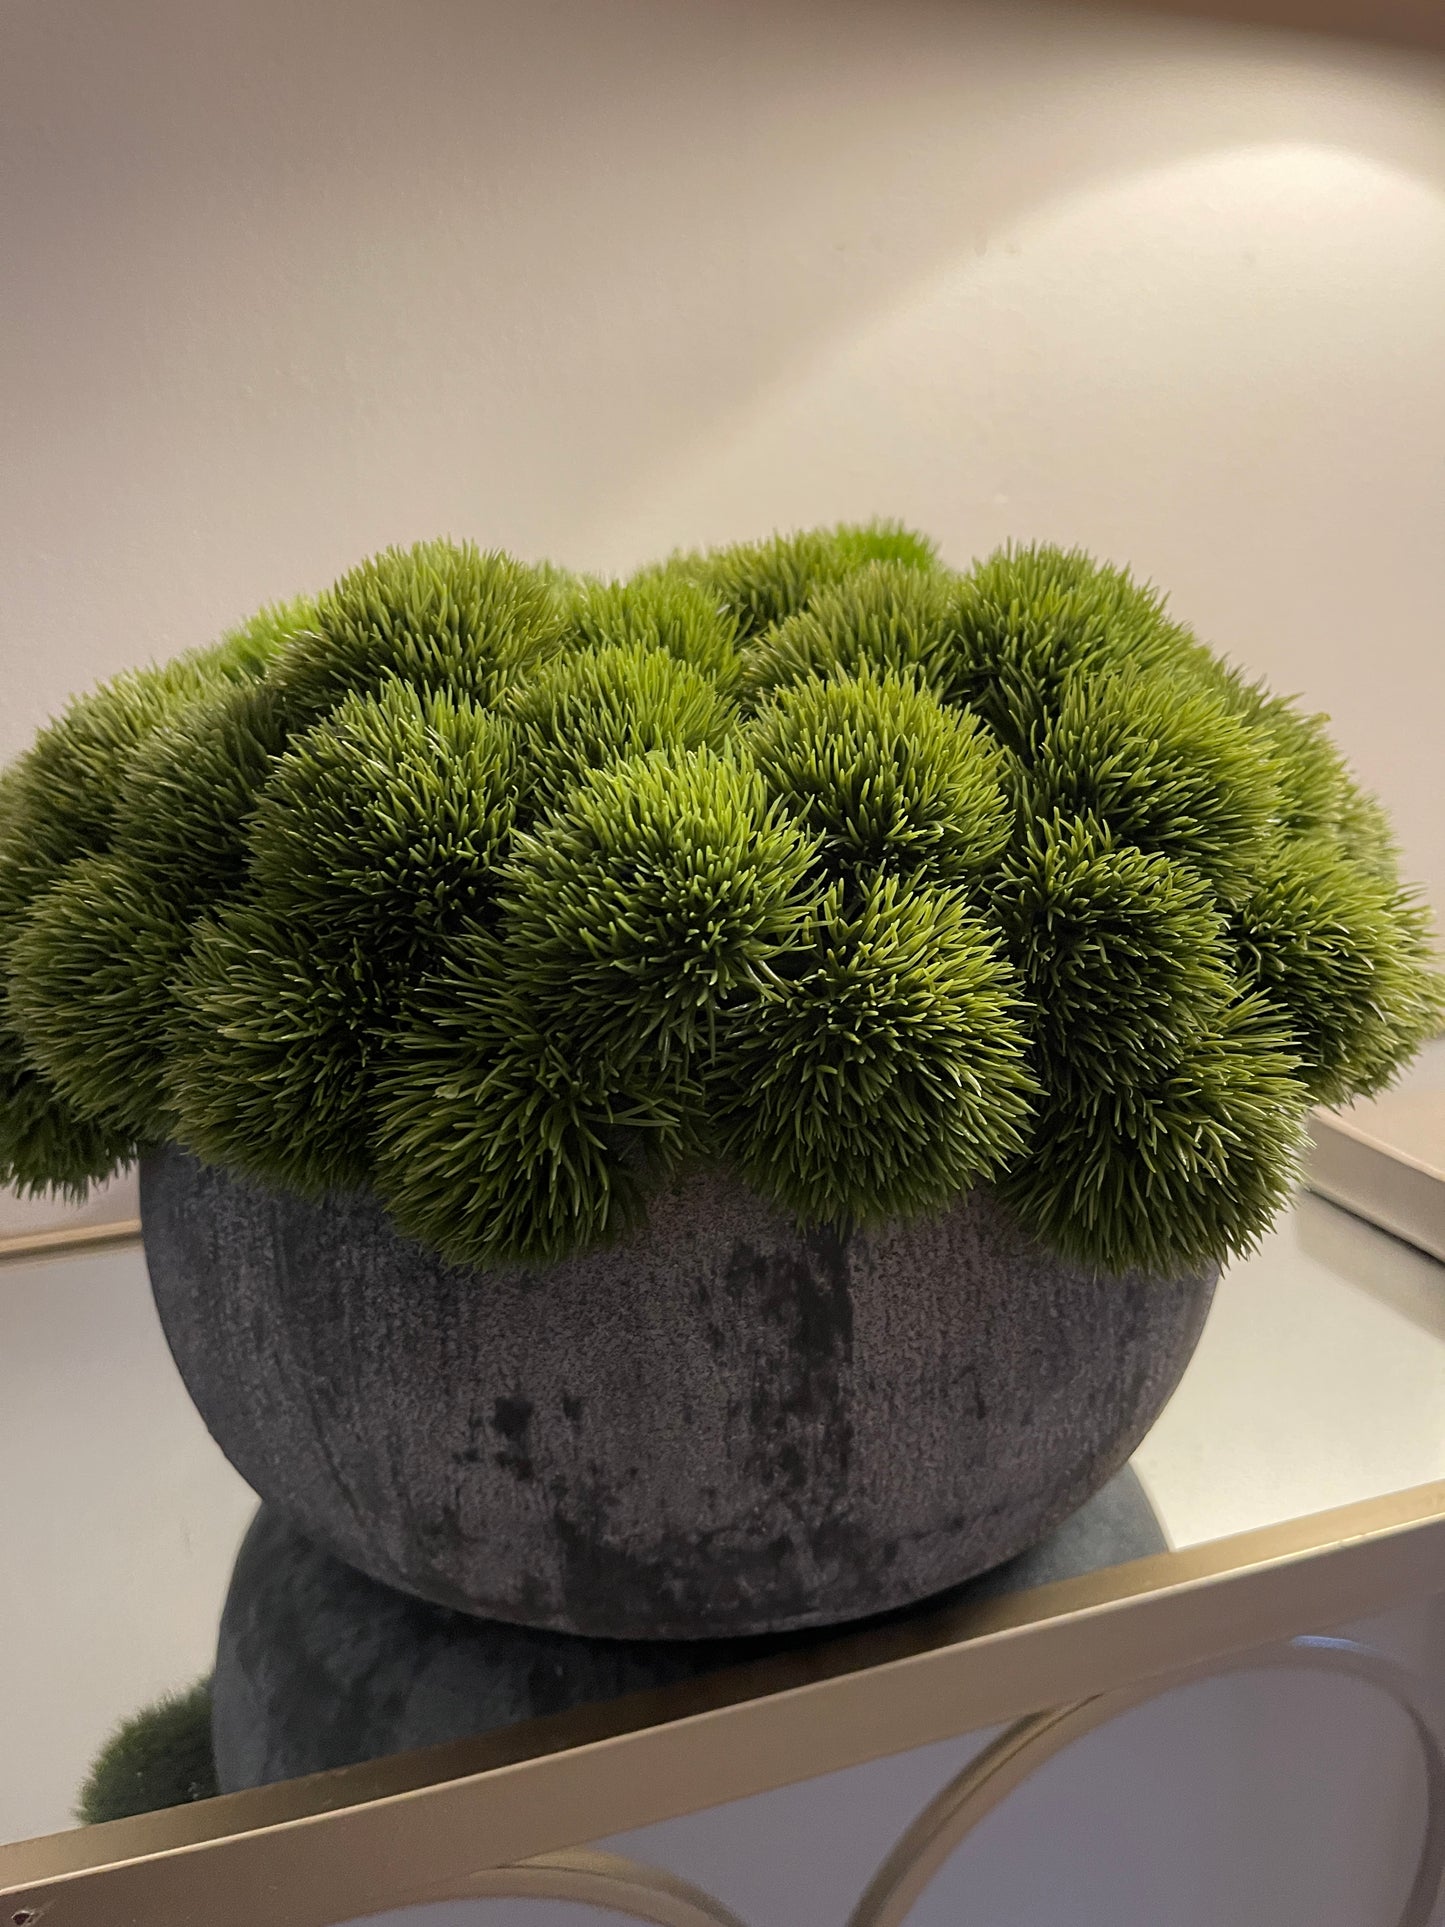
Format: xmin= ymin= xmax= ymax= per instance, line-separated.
xmin=346 ymin=1844 xmax=753 ymax=1925
xmin=849 ymin=1636 xmax=1445 ymax=1927
xmin=330 ymin=1636 xmax=1445 ymax=1927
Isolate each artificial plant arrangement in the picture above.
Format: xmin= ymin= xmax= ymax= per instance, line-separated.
xmin=3 ymin=525 xmax=1440 ymax=1637
xmin=4 ymin=523 xmax=1437 ymax=1274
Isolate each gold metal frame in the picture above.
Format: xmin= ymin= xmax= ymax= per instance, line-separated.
xmin=1109 ymin=0 xmax=1445 ymax=52
xmin=0 ymin=1220 xmax=140 ymax=1266
xmin=351 ymin=1848 xmax=750 ymax=1926
xmin=5 ymin=1479 xmax=1445 ymax=1926
xmin=1309 ymin=1104 xmax=1445 ymax=1264
xmin=849 ymin=1634 xmax=1445 ymax=1927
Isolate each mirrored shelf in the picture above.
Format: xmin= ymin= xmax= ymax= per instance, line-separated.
xmin=3 ymin=1166 xmax=1445 ymax=1869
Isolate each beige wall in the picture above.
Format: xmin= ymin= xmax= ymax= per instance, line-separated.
xmin=2 ymin=0 xmax=1443 ymax=1231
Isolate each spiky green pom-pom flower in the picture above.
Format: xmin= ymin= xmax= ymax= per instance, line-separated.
xmin=9 ymin=668 xmax=307 ymax=1159
xmin=0 ymin=1032 xmax=136 ymax=1197
xmin=1225 ymin=685 xmax=1402 ymax=876
xmin=168 ymin=905 xmax=383 ymax=1194
xmin=741 ymin=562 xmax=955 ymax=707
xmin=944 ymin=543 xmax=1201 ymax=751
xmin=114 ymin=677 xmax=293 ymax=903
xmin=0 ymin=763 xmax=138 ymax=1195
xmin=1003 ymin=994 xmax=1308 ymax=1275
xmin=744 ymin=543 xmax=1208 ymax=750
xmin=206 ymin=595 xmax=319 ymax=682
xmin=748 ymin=667 xmax=1012 ymax=882
xmin=998 ymin=819 xmax=1236 ymax=1092
xmin=712 ymin=876 xmax=1036 ymax=1222
xmin=1234 ymin=838 xmax=1445 ymax=1103
xmin=0 ymin=642 xmax=273 ymax=1190
xmin=0 ymin=602 xmax=308 ymax=944
xmin=570 ymin=572 xmax=741 ymax=689
xmin=682 ymin=520 xmax=939 ymax=641
xmin=0 ymin=656 xmax=234 ymax=925
xmin=8 ymin=855 xmax=190 ymax=1137
xmin=496 ymin=749 xmax=817 ymax=1070
xmin=501 ymin=645 xmax=733 ymax=819
xmin=374 ymin=932 xmax=698 ymax=1267
xmin=270 ymin=540 xmax=566 ymax=726
xmin=1025 ymin=670 xmax=1279 ymax=895
xmin=248 ymin=681 xmax=517 ymax=953
xmin=373 ymin=748 xmax=817 ymax=1266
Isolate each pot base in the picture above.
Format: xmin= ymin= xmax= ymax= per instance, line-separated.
xmin=144 ymin=1145 xmax=1214 ymax=1637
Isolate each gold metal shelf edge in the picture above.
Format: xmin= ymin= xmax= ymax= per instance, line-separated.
xmin=847 ymin=1635 xmax=1445 ymax=1927
xmin=1100 ymin=0 xmax=1445 ymax=52
xmin=372 ymin=1847 xmax=752 ymax=1927
xmin=0 ymin=1218 xmax=141 ymax=1266
xmin=7 ymin=1477 xmax=1445 ymax=1926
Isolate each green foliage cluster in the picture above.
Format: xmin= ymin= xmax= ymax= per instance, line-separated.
xmin=2 ymin=527 xmax=1440 ymax=1278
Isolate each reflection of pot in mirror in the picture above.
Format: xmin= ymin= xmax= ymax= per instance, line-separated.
xmin=144 ymin=1144 xmax=1211 ymax=1640
xmin=211 ymin=1469 xmax=1167 ymax=1791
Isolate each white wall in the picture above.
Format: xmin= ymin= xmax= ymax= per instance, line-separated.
xmin=3 ymin=0 xmax=1443 ymax=1233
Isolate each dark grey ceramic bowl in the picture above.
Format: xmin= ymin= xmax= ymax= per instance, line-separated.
xmin=213 ymin=1470 xmax=1166 ymax=1792
xmin=142 ymin=1144 xmax=1213 ymax=1639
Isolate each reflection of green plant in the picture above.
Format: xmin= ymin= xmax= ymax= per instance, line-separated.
xmin=3 ymin=528 xmax=1440 ymax=1275
xmin=76 ymin=1680 xmax=216 ymax=1826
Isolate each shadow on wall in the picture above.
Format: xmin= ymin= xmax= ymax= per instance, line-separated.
xmin=593 ymin=137 xmax=1445 ymax=554
xmin=3 ymin=0 xmax=1443 ymax=737
xmin=584 ymin=129 xmax=1445 ymax=919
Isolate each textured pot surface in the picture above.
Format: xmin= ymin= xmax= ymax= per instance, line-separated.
xmin=142 ymin=1144 xmax=1214 ymax=1638
xmin=213 ymin=1471 xmax=1165 ymax=1792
